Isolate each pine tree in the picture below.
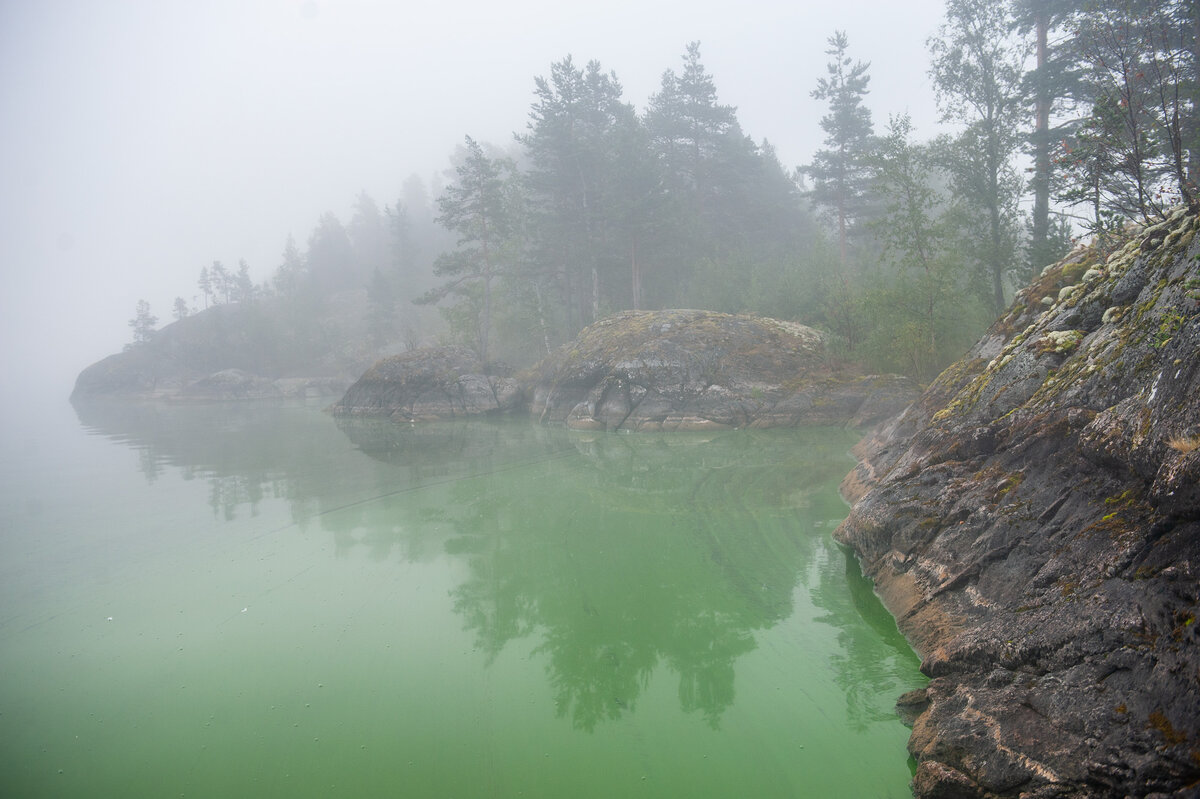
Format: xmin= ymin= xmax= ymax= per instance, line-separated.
xmin=305 ymin=213 xmax=355 ymax=294
xmin=1010 ymin=0 xmax=1084 ymax=274
xmin=273 ymin=235 xmax=305 ymax=299
xmin=867 ymin=116 xmax=980 ymax=378
xmin=197 ymin=265 xmax=212 ymax=308
xmin=930 ymin=0 xmax=1027 ymax=312
xmin=234 ymin=259 xmax=254 ymax=304
xmin=1066 ymin=0 xmax=1196 ymax=224
xmin=804 ymin=31 xmax=876 ymax=269
xmin=421 ymin=136 xmax=516 ymax=362
xmin=126 ymin=300 xmax=158 ymax=349
xmin=519 ymin=56 xmax=641 ymax=330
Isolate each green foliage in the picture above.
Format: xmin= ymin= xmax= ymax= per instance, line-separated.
xmin=1061 ymin=0 xmax=1196 ymax=226
xmin=519 ymin=56 xmax=642 ymax=333
xmin=863 ymin=115 xmax=990 ymax=378
xmin=1152 ymin=309 xmax=1187 ymax=349
xmin=126 ymin=299 xmax=158 ymax=349
xmin=421 ymin=136 xmax=520 ymax=362
xmin=140 ymin=15 xmax=1200 ymax=384
xmin=803 ymin=31 xmax=877 ymax=267
xmin=1011 ymin=0 xmax=1086 ymax=279
xmin=684 ymin=251 xmax=826 ymax=322
xmin=859 ymin=274 xmax=990 ymax=379
xmin=929 ymin=0 xmax=1026 ymax=313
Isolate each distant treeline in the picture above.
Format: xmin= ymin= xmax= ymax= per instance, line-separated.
xmin=139 ymin=0 xmax=1196 ymax=380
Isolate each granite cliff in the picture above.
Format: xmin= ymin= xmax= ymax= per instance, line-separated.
xmin=836 ymin=207 xmax=1200 ymax=798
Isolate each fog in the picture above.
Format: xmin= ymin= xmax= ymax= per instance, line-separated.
xmin=0 ymin=0 xmax=945 ymax=400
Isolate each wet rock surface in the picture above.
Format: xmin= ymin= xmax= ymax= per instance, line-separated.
xmin=526 ymin=309 xmax=918 ymax=431
xmin=330 ymin=346 xmax=522 ymax=421
xmin=836 ymin=208 xmax=1200 ymax=798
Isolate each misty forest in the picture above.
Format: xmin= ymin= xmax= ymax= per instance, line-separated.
xmin=125 ymin=0 xmax=1197 ymax=381
xmin=11 ymin=1 xmax=1200 ymax=798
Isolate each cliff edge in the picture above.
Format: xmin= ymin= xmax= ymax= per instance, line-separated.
xmin=835 ymin=207 xmax=1200 ymax=797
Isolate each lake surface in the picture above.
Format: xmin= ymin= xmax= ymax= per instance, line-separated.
xmin=0 ymin=398 xmax=924 ymax=798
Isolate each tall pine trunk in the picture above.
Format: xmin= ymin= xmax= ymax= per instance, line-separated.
xmin=1030 ymin=10 xmax=1052 ymax=276
xmin=630 ymin=238 xmax=642 ymax=310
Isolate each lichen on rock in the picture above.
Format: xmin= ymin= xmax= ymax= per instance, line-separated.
xmin=525 ymin=309 xmax=918 ymax=431
xmin=330 ymin=346 xmax=522 ymax=421
xmin=836 ymin=207 xmax=1200 ymax=798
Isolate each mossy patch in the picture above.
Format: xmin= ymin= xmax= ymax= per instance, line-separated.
xmin=1148 ymin=710 xmax=1187 ymax=746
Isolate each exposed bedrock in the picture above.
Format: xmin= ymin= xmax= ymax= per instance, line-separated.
xmin=526 ymin=308 xmax=918 ymax=431
xmin=329 ymin=345 xmax=522 ymax=421
xmin=836 ymin=207 xmax=1200 ymax=798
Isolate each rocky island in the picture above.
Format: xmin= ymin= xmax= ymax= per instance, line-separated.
xmin=836 ymin=207 xmax=1200 ymax=797
xmin=327 ymin=309 xmax=919 ymax=430
xmin=69 ymin=290 xmax=392 ymax=402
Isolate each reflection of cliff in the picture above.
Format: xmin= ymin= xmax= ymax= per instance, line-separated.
xmin=71 ymin=399 xmax=457 ymax=555
xmin=810 ymin=549 xmax=924 ymax=732
xmin=72 ymin=399 xmax=350 ymax=523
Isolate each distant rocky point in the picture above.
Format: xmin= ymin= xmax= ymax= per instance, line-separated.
xmin=70 ymin=290 xmax=393 ymax=402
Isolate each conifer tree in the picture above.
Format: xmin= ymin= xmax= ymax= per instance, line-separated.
xmin=930 ymin=0 xmax=1026 ymax=312
xmin=126 ymin=300 xmax=158 ymax=349
xmin=422 ymin=136 xmax=516 ymax=362
xmin=803 ymin=31 xmax=876 ymax=269
xmin=520 ymin=56 xmax=640 ymax=330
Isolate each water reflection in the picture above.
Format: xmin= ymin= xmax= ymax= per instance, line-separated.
xmin=815 ymin=550 xmax=924 ymax=732
xmin=71 ymin=400 xmax=917 ymax=731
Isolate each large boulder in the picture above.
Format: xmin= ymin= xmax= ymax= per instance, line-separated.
xmin=330 ymin=346 xmax=523 ymax=421
xmin=836 ymin=207 xmax=1200 ymax=798
xmin=527 ymin=309 xmax=918 ymax=431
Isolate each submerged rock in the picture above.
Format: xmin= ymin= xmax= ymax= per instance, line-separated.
xmin=330 ymin=346 xmax=522 ymax=421
xmin=836 ymin=207 xmax=1200 ymax=798
xmin=527 ymin=309 xmax=918 ymax=431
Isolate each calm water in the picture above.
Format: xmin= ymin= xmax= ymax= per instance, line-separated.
xmin=0 ymin=397 xmax=923 ymax=798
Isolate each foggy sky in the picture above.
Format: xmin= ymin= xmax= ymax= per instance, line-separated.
xmin=0 ymin=0 xmax=947 ymax=398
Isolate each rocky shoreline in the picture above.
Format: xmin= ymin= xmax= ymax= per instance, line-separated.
xmin=326 ymin=309 xmax=920 ymax=431
xmin=836 ymin=208 xmax=1200 ymax=798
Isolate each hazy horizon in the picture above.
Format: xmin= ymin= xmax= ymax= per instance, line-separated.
xmin=0 ymin=0 xmax=947 ymax=399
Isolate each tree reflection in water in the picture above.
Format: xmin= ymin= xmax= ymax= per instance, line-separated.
xmin=72 ymin=400 xmax=914 ymax=732
xmin=424 ymin=426 xmax=858 ymax=730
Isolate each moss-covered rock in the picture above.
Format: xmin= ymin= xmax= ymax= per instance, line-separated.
xmin=836 ymin=207 xmax=1200 ymax=799
xmin=525 ymin=309 xmax=918 ymax=431
xmin=330 ymin=346 xmax=522 ymax=421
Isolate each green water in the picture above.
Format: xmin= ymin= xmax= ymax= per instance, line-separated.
xmin=0 ymin=398 xmax=924 ymax=798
